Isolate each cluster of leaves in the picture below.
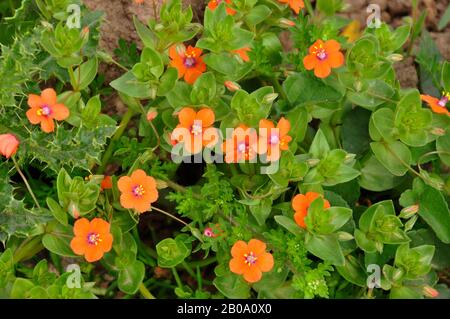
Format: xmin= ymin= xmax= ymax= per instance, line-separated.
xmin=0 ymin=0 xmax=449 ymax=300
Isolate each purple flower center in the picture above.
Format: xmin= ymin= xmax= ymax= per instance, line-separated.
xmin=87 ymin=232 xmax=101 ymax=245
xmin=191 ymin=123 xmax=203 ymax=136
xmin=438 ymin=96 xmax=448 ymax=107
xmin=316 ymin=49 xmax=328 ymax=61
xmin=132 ymin=184 xmax=145 ymax=197
xmin=244 ymin=252 xmax=257 ymax=266
xmin=184 ymin=57 xmax=196 ymax=68
xmin=37 ymin=105 xmax=52 ymax=116
xmin=270 ymin=134 xmax=280 ymax=145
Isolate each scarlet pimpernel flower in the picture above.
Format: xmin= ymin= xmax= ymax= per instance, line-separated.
xmin=222 ymin=125 xmax=258 ymax=163
xmin=303 ymin=39 xmax=345 ymax=79
xmin=118 ymin=169 xmax=159 ymax=213
xmin=70 ymin=218 xmax=113 ymax=263
xmin=278 ymin=0 xmax=304 ymax=14
xmin=229 ymin=239 xmax=274 ymax=283
xmin=258 ymin=117 xmax=292 ymax=161
xmin=420 ymin=92 xmax=450 ymax=116
xmin=171 ymin=107 xmax=217 ymax=154
xmin=292 ymin=192 xmax=330 ymax=228
xmin=100 ymin=176 xmax=113 ymax=191
xmin=26 ymin=88 xmax=70 ymax=133
xmin=0 ymin=134 xmax=19 ymax=159
xmin=169 ymin=44 xmax=206 ymax=84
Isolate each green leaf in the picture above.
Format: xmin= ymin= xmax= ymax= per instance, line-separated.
xmin=157 ymin=68 xmax=178 ymax=96
xmin=370 ymin=141 xmax=411 ymax=176
xmin=10 ymin=278 xmax=35 ymax=298
xmin=354 ymin=229 xmax=377 ymax=253
xmin=118 ymin=260 xmax=145 ymax=295
xmin=46 ymin=197 xmax=67 ymax=226
xmin=274 ymin=215 xmax=305 ymax=236
xmin=72 ymin=58 xmax=98 ymax=91
xmin=110 ymin=71 xmax=155 ymax=99
xmin=342 ymin=107 xmax=371 ymax=156
xmin=436 ymin=132 xmax=450 ymax=166
xmin=417 ymin=181 xmax=450 ymax=243
xmin=156 ymin=238 xmax=190 ymax=268
xmin=249 ymin=198 xmax=272 ymax=226
xmin=42 ymin=233 xmax=78 ymax=258
xmin=358 ymin=155 xmax=403 ymax=191
xmin=190 ymin=72 xmax=216 ymax=105
xmin=81 ymin=95 xmax=101 ymax=129
xmin=245 ymin=5 xmax=271 ymax=27
xmin=336 ymin=255 xmax=367 ymax=287
xmin=347 ymin=80 xmax=395 ymax=110
xmin=305 ymin=233 xmax=345 ymax=266
xmin=309 ymin=129 xmax=331 ymax=158
xmin=283 ymin=73 xmax=342 ymax=106
xmin=166 ymin=81 xmax=192 ymax=108
xmin=213 ymin=272 xmax=251 ymax=298
xmin=133 ymin=16 xmax=156 ymax=48
xmin=442 ymin=61 xmax=450 ymax=92
xmin=438 ymin=5 xmax=450 ymax=31
xmin=369 ymin=107 xmax=396 ymax=142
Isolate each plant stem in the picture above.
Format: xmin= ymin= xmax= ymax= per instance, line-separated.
xmin=171 ymin=267 xmax=183 ymax=288
xmin=270 ymin=77 xmax=288 ymax=101
xmin=98 ymin=108 xmax=136 ymax=174
xmin=304 ymin=0 xmax=315 ymax=18
xmin=139 ymin=283 xmax=156 ymax=299
xmin=12 ymin=156 xmax=41 ymax=209
xmin=151 ymin=206 xmax=189 ymax=227
xmin=181 ymin=261 xmax=197 ymax=279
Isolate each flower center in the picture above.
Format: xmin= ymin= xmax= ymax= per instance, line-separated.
xmin=37 ymin=105 xmax=52 ymax=116
xmin=438 ymin=96 xmax=449 ymax=107
xmin=184 ymin=57 xmax=196 ymax=68
xmin=244 ymin=251 xmax=258 ymax=266
xmin=204 ymin=227 xmax=215 ymax=237
xmin=191 ymin=123 xmax=203 ymax=136
xmin=87 ymin=232 xmax=101 ymax=246
xmin=316 ymin=49 xmax=328 ymax=61
xmin=270 ymin=134 xmax=280 ymax=145
xmin=132 ymin=184 xmax=145 ymax=197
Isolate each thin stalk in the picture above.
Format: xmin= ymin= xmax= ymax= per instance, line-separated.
xmin=98 ymin=108 xmax=136 ymax=174
xmin=139 ymin=283 xmax=156 ymax=299
xmin=151 ymin=206 xmax=189 ymax=227
xmin=304 ymin=0 xmax=315 ymax=18
xmin=270 ymin=77 xmax=288 ymax=101
xmin=171 ymin=267 xmax=183 ymax=288
xmin=12 ymin=156 xmax=41 ymax=209
xmin=181 ymin=261 xmax=197 ymax=279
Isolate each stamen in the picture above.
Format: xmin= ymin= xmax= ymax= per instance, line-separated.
xmin=87 ymin=232 xmax=102 ymax=246
xmin=270 ymin=134 xmax=280 ymax=145
xmin=37 ymin=105 xmax=52 ymax=116
xmin=244 ymin=251 xmax=258 ymax=266
xmin=191 ymin=123 xmax=203 ymax=136
xmin=132 ymin=184 xmax=145 ymax=197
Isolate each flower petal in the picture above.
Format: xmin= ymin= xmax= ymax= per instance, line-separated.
xmin=243 ymin=266 xmax=262 ymax=283
xmin=231 ymin=240 xmax=248 ymax=258
xmin=70 ymin=237 xmax=87 ymax=255
xmin=248 ymin=239 xmax=267 ymax=255
xmin=26 ymin=108 xmax=42 ymax=125
xmin=257 ymin=252 xmax=274 ymax=272
xmin=229 ymin=257 xmax=246 ymax=275
xmin=28 ymin=94 xmax=43 ymax=108
xmin=41 ymin=88 xmax=57 ymax=106
xmin=178 ymin=107 xmax=196 ymax=127
xmin=303 ymin=54 xmax=317 ymax=70
xmin=84 ymin=247 xmax=104 ymax=263
xmin=73 ymin=218 xmax=91 ymax=237
xmin=196 ymin=108 xmax=215 ymax=127
xmin=40 ymin=117 xmax=55 ymax=133
xmin=314 ymin=62 xmax=332 ymax=78
xmin=51 ymin=104 xmax=70 ymax=121
xmin=118 ymin=176 xmax=133 ymax=192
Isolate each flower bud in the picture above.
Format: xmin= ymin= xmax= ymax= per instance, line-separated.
xmin=307 ymin=158 xmax=320 ymax=167
xmin=423 ymin=285 xmax=439 ymax=298
xmin=155 ymin=179 xmax=168 ymax=189
xmin=147 ymin=108 xmax=158 ymax=121
xmin=344 ymin=153 xmax=356 ymax=164
xmin=154 ymin=23 xmax=164 ymax=31
xmin=399 ymin=204 xmax=419 ymax=219
xmin=0 ymin=133 xmax=19 ymax=158
xmin=97 ymin=51 xmax=114 ymax=63
xmin=264 ymin=93 xmax=279 ymax=104
xmin=175 ymin=43 xmax=186 ymax=56
xmin=279 ymin=18 xmax=296 ymax=28
xmin=337 ymin=231 xmax=354 ymax=241
xmin=224 ymin=80 xmax=241 ymax=92
xmin=431 ymin=127 xmax=446 ymax=136
xmin=404 ymin=215 xmax=418 ymax=232
xmin=387 ymin=54 xmax=404 ymax=62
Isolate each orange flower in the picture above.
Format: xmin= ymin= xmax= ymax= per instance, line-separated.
xmin=26 ymin=88 xmax=70 ymax=133
xmin=258 ymin=117 xmax=292 ymax=161
xmin=208 ymin=0 xmax=236 ymax=15
xmin=278 ymin=0 xmax=304 ymax=14
xmin=232 ymin=47 xmax=251 ymax=62
xmin=0 ymin=134 xmax=19 ymax=158
xmin=303 ymin=39 xmax=345 ymax=79
xmin=118 ymin=169 xmax=159 ymax=213
xmin=169 ymin=44 xmax=206 ymax=84
xmin=229 ymin=239 xmax=274 ymax=283
xmin=171 ymin=107 xmax=217 ymax=154
xmin=70 ymin=218 xmax=113 ymax=262
xmin=341 ymin=20 xmax=362 ymax=43
xmin=222 ymin=125 xmax=258 ymax=163
xmin=100 ymin=175 xmax=113 ymax=191
xmin=134 ymin=0 xmax=144 ymax=4
xmin=292 ymin=192 xmax=330 ymax=228
xmin=420 ymin=93 xmax=450 ymax=116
